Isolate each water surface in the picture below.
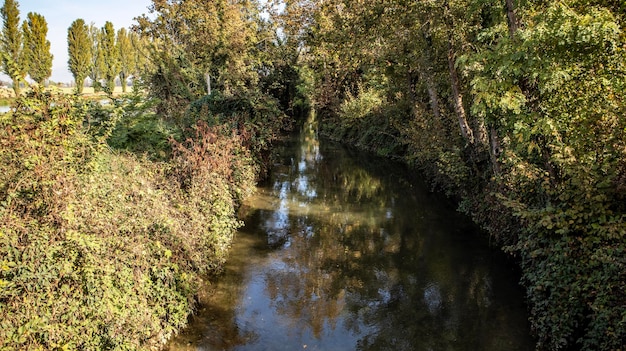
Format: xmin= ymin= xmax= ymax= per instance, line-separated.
xmin=166 ymin=117 xmax=533 ymax=351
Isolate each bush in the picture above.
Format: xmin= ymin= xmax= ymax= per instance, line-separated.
xmin=0 ymin=87 xmax=256 ymax=350
xmin=188 ymin=90 xmax=291 ymax=175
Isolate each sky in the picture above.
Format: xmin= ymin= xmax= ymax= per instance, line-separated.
xmin=2 ymin=0 xmax=154 ymax=83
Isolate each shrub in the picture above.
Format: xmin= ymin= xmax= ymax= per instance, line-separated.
xmin=187 ymin=90 xmax=291 ymax=175
xmin=0 ymin=87 xmax=256 ymax=350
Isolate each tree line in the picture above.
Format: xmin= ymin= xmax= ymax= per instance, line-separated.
xmin=68 ymin=18 xmax=147 ymax=94
xmin=0 ymin=0 xmax=146 ymax=95
xmin=0 ymin=0 xmax=52 ymax=94
xmin=122 ymin=0 xmax=626 ymax=348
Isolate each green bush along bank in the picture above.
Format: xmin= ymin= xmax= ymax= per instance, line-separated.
xmin=0 ymin=86 xmax=258 ymax=349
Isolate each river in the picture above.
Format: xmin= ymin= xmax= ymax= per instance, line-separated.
xmin=166 ymin=114 xmax=534 ymax=351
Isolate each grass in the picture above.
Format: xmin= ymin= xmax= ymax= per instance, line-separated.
xmin=0 ymin=86 xmax=133 ymax=106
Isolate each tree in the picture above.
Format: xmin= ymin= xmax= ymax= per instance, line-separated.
xmin=21 ymin=12 xmax=52 ymax=85
xmin=100 ymin=21 xmax=119 ymax=93
xmin=0 ymin=0 xmax=24 ymax=95
xmin=116 ymin=27 xmax=133 ymax=92
xmin=88 ymin=23 xmax=104 ymax=92
xmin=129 ymin=31 xmax=147 ymax=82
xmin=134 ymin=0 xmax=264 ymax=117
xmin=67 ymin=19 xmax=92 ymax=93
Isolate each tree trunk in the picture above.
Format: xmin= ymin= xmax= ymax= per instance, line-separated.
xmin=418 ymin=31 xmax=442 ymax=121
xmin=420 ymin=67 xmax=441 ymax=121
xmin=489 ymin=125 xmax=501 ymax=175
xmin=11 ymin=77 xmax=20 ymax=96
xmin=447 ymin=35 xmax=474 ymax=144
xmin=425 ymin=74 xmax=441 ymax=120
xmin=120 ymin=73 xmax=127 ymax=93
xmin=76 ymin=76 xmax=85 ymax=94
xmin=475 ymin=115 xmax=489 ymax=147
xmin=506 ymin=0 xmax=520 ymax=37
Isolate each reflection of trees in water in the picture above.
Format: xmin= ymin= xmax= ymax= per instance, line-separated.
xmin=167 ymin=119 xmax=530 ymax=350
xmin=255 ymin=128 xmax=528 ymax=350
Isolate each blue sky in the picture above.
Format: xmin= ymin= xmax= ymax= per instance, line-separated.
xmin=5 ymin=0 xmax=153 ymax=83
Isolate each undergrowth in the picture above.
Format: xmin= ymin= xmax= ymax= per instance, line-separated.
xmin=0 ymin=87 xmax=256 ymax=350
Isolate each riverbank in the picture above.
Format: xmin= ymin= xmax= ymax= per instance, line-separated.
xmin=317 ymin=100 xmax=625 ymax=350
xmin=0 ymin=88 xmax=287 ymax=350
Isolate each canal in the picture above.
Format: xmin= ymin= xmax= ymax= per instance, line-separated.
xmin=166 ymin=115 xmax=533 ymax=351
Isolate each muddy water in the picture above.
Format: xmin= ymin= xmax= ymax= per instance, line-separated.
xmin=166 ymin=116 xmax=533 ymax=351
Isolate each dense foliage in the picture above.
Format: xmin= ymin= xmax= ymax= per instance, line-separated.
xmin=280 ymin=0 xmax=626 ymax=349
xmin=0 ymin=87 xmax=256 ymax=349
xmin=100 ymin=21 xmax=119 ymax=93
xmin=116 ymin=27 xmax=133 ymax=93
xmin=67 ymin=19 xmax=92 ymax=94
xmin=3 ymin=0 xmax=623 ymax=349
xmin=134 ymin=0 xmax=300 ymax=170
xmin=0 ymin=0 xmax=24 ymax=95
xmin=21 ymin=11 xmax=52 ymax=84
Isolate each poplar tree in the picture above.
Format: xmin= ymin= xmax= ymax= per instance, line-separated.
xmin=100 ymin=21 xmax=119 ymax=93
xmin=0 ymin=0 xmax=24 ymax=95
xmin=130 ymin=32 xmax=147 ymax=81
xmin=67 ymin=18 xmax=92 ymax=93
xmin=116 ymin=27 xmax=133 ymax=92
xmin=88 ymin=23 xmax=104 ymax=92
xmin=22 ymin=12 xmax=52 ymax=85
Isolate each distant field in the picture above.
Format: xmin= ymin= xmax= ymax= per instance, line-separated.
xmin=58 ymin=86 xmax=133 ymax=96
xmin=0 ymin=86 xmax=134 ymax=104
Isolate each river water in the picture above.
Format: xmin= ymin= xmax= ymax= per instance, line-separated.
xmin=166 ymin=115 xmax=533 ymax=351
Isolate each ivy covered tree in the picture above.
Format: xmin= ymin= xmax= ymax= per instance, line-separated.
xmin=21 ymin=12 xmax=52 ymax=85
xmin=67 ymin=18 xmax=92 ymax=93
xmin=0 ymin=0 xmax=24 ymax=95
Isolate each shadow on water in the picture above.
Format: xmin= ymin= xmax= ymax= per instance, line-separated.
xmin=166 ymin=112 xmax=534 ymax=351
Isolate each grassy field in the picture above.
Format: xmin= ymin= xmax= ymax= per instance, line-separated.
xmin=58 ymin=86 xmax=133 ymax=96
xmin=0 ymin=86 xmax=133 ymax=105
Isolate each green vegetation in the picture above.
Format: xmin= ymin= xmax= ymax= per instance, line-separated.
xmin=0 ymin=0 xmax=298 ymax=349
xmin=1 ymin=1 xmax=53 ymax=89
xmin=0 ymin=0 xmax=24 ymax=95
xmin=283 ymin=0 xmax=626 ymax=350
xmin=100 ymin=21 xmax=119 ymax=94
xmin=88 ymin=23 xmax=104 ymax=92
xmin=116 ymin=27 xmax=133 ymax=93
xmin=21 ymin=12 xmax=52 ymax=84
xmin=67 ymin=19 xmax=92 ymax=94
xmin=2 ymin=0 xmax=623 ymax=349
xmin=0 ymin=86 xmax=256 ymax=349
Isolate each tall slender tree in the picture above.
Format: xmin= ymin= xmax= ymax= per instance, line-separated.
xmin=67 ymin=19 xmax=92 ymax=93
xmin=88 ymin=23 xmax=104 ymax=92
xmin=116 ymin=27 xmax=133 ymax=92
xmin=22 ymin=12 xmax=52 ymax=85
xmin=130 ymin=31 xmax=147 ymax=82
xmin=100 ymin=21 xmax=119 ymax=93
xmin=0 ymin=0 xmax=24 ymax=95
